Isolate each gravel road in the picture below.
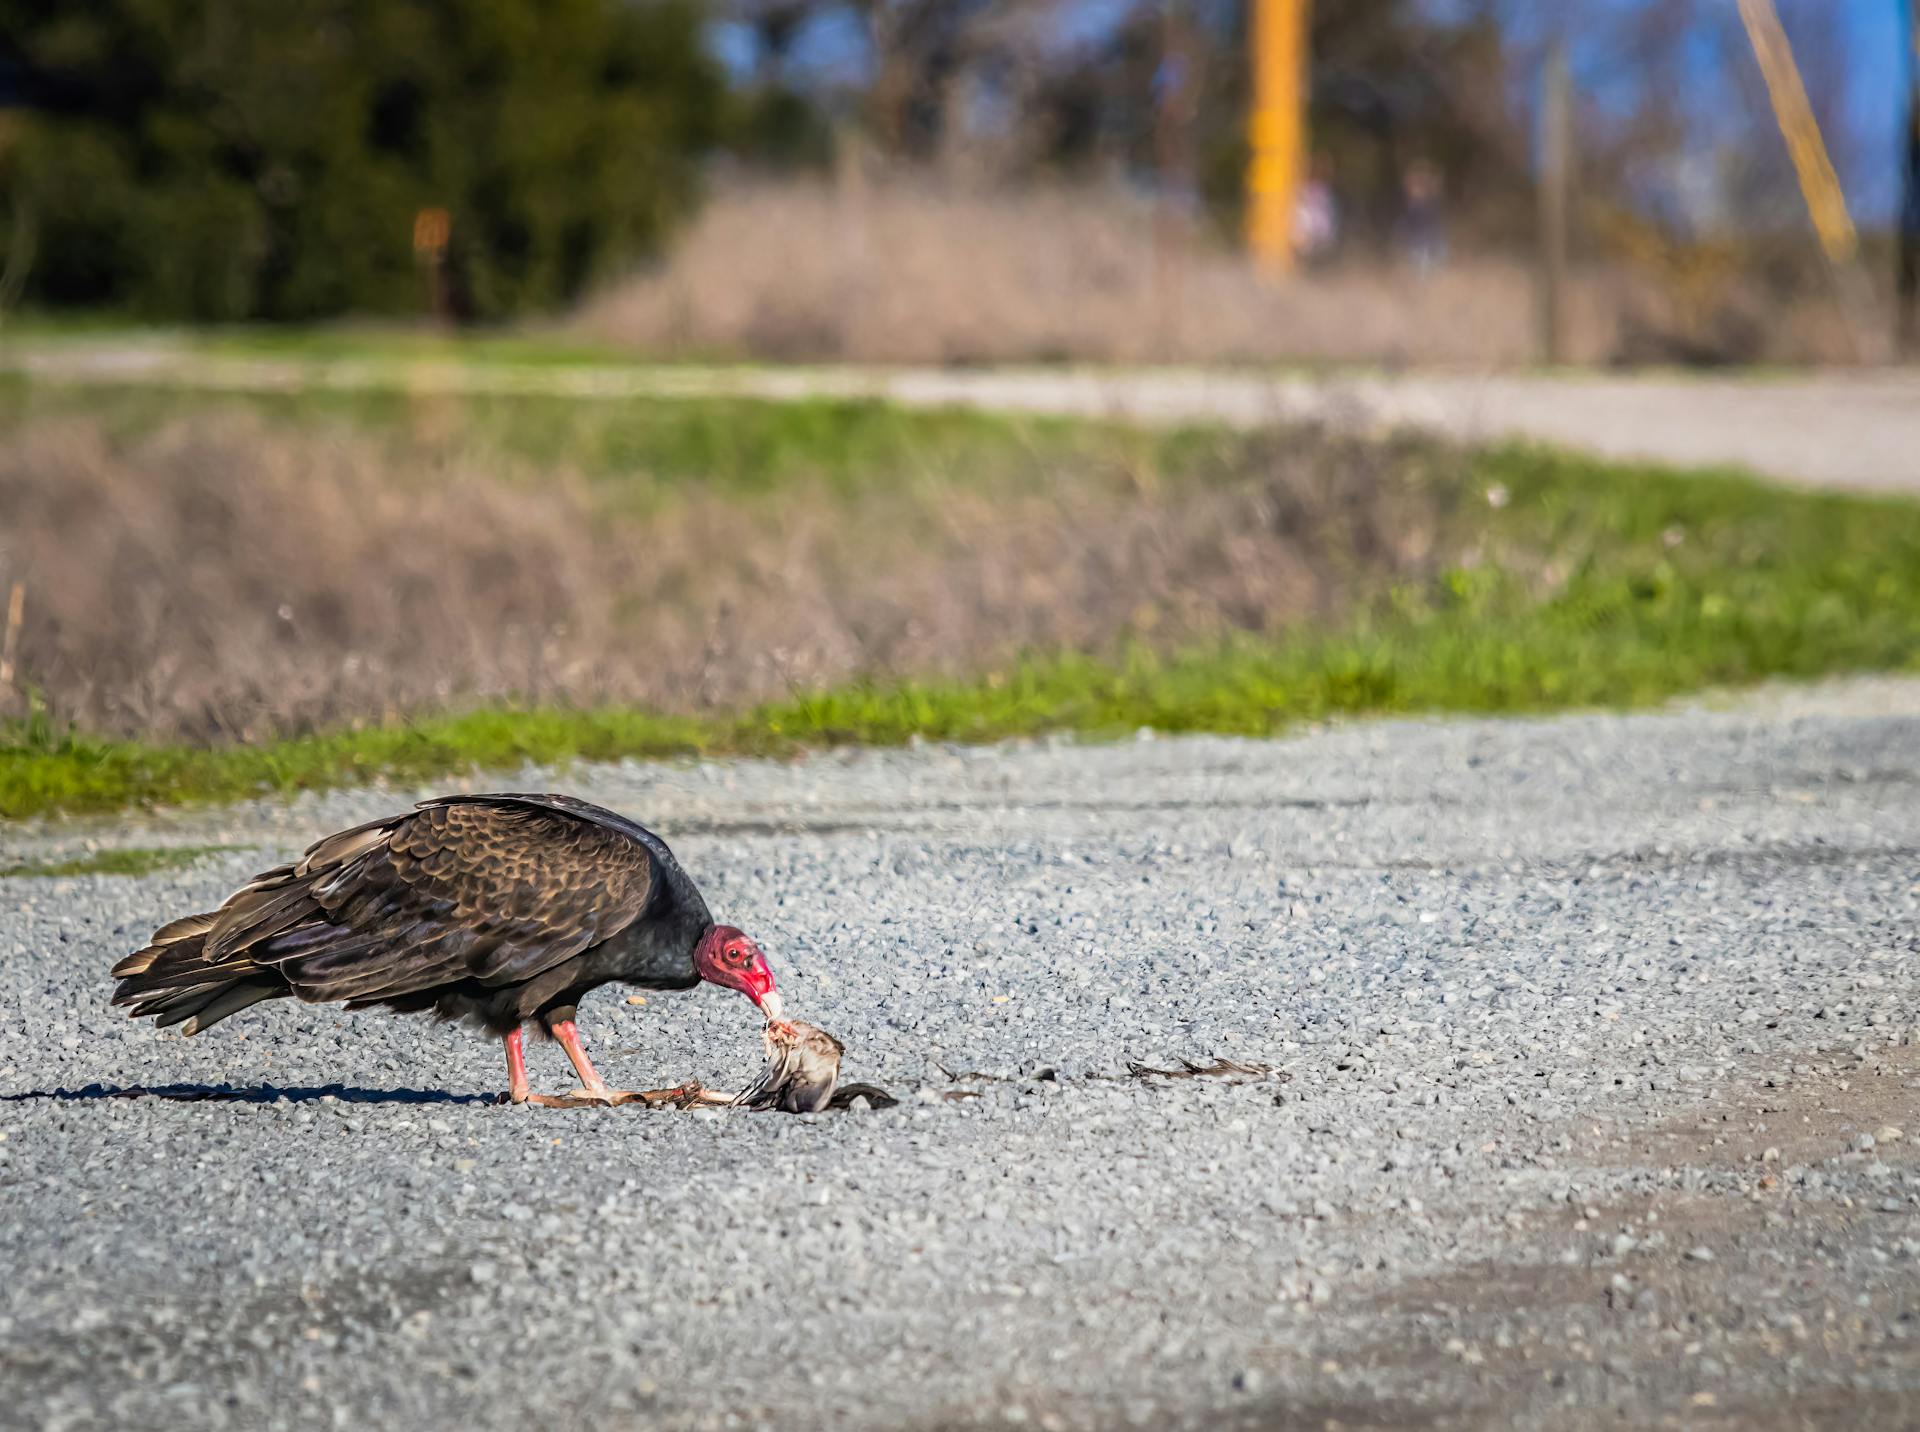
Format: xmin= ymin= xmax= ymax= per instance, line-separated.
xmin=6 ymin=337 xmax=1919 ymax=495
xmin=2 ymin=681 xmax=1917 ymax=1430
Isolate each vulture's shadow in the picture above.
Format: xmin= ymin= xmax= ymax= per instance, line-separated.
xmin=0 ymin=1081 xmax=499 ymax=1106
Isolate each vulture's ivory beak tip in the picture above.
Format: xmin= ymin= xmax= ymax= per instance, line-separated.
xmin=758 ymin=991 xmax=786 ymax=1028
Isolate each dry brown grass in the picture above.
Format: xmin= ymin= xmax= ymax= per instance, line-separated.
xmin=575 ymin=174 xmax=1862 ymax=368
xmin=0 ymin=410 xmax=1461 ymax=742
xmin=577 ymin=175 xmax=1597 ymax=366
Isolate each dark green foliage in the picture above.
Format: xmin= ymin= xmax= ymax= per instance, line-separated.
xmin=727 ymin=85 xmax=836 ymax=172
xmin=0 ymin=0 xmax=721 ymax=320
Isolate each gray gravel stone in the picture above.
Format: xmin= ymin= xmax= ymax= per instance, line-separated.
xmin=2 ymin=681 xmax=1917 ymax=1429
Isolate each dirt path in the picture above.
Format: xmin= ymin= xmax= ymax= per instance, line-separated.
xmin=4 ymin=336 xmax=1917 ymax=493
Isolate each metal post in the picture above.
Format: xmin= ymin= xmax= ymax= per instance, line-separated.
xmin=1154 ymin=0 xmax=1194 ymax=351
xmin=1246 ymin=0 xmax=1309 ymax=276
xmin=1900 ymin=0 xmax=1919 ymax=357
xmin=1537 ymin=37 xmax=1571 ymax=365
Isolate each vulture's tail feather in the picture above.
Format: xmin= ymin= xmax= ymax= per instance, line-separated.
xmin=111 ymin=918 xmax=289 ymax=1035
xmin=112 ymin=824 xmax=392 ymax=1034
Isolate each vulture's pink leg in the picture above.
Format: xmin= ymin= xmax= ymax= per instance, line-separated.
xmin=504 ymin=1027 xmax=531 ymax=1104
xmin=550 ymin=1019 xmax=610 ymax=1094
xmin=512 ymin=1024 xmax=620 ymax=1107
xmin=548 ymin=1018 xmax=703 ymax=1106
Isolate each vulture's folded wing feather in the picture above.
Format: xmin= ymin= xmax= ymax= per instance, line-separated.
xmin=116 ymin=799 xmax=662 ymax=1020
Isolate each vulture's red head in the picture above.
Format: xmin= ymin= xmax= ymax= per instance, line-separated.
xmin=693 ymin=925 xmax=782 ymax=1023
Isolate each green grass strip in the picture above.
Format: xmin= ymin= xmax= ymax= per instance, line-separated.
xmin=0 ymin=370 xmax=1148 ymax=503
xmin=0 ymin=845 xmax=239 ymax=878
xmin=5 ymin=442 xmax=1918 ymax=820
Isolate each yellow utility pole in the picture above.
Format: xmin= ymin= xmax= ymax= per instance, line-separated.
xmin=1736 ymin=0 xmax=1857 ymax=264
xmin=1246 ymin=0 xmax=1309 ymax=275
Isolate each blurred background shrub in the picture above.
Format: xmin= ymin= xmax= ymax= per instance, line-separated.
xmin=1 ymin=1 xmax=1911 ymax=361
xmin=0 ymin=0 xmax=721 ymax=320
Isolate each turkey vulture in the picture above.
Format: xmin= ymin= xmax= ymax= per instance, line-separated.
xmin=110 ymin=793 xmax=786 ymax=1106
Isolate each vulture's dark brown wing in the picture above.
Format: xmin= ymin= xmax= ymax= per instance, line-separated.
xmin=113 ymin=796 xmax=668 ymax=1027
xmin=420 ymin=792 xmax=705 ymax=899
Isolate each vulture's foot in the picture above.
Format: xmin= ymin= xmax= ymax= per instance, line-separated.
xmin=633 ymin=1081 xmax=737 ymax=1108
xmin=516 ymin=1089 xmax=607 ymax=1108
xmin=570 ymin=1081 xmax=711 ymax=1106
xmin=562 ymin=1084 xmax=632 ymax=1105
xmin=511 ymin=1082 xmax=724 ymax=1109
xmin=524 ymin=1085 xmax=666 ymax=1107
xmin=563 ymin=1083 xmax=706 ymax=1106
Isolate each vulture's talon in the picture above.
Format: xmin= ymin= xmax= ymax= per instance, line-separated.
xmin=563 ymin=1085 xmax=630 ymax=1105
xmin=635 ymin=1082 xmax=705 ymax=1107
xmin=508 ymin=1082 xmax=716 ymax=1110
xmin=521 ymin=1090 xmax=603 ymax=1108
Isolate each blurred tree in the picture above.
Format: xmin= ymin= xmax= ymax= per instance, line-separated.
xmin=1005 ymin=0 xmax=1523 ymax=247
xmin=727 ymin=83 xmax=837 ymax=171
xmin=0 ymin=0 xmax=721 ymax=321
xmin=704 ymin=0 xmax=1528 ymax=240
xmin=851 ymin=0 xmax=995 ymax=159
xmin=710 ymin=0 xmax=838 ymax=171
